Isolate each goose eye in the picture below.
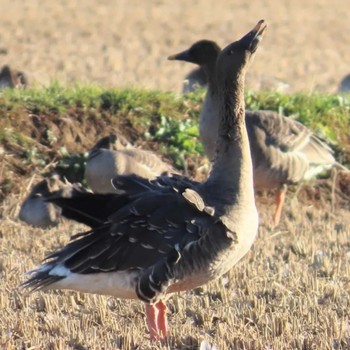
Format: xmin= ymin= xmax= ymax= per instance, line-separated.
xmin=229 ymin=50 xmax=234 ymax=55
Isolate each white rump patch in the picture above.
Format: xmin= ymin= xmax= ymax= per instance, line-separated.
xmin=47 ymin=267 xmax=139 ymax=299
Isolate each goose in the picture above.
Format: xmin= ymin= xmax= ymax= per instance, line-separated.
xmin=85 ymin=133 xmax=176 ymax=193
xmin=0 ymin=65 xmax=27 ymax=89
xmin=338 ymin=74 xmax=350 ymax=92
xmin=180 ymin=62 xmax=289 ymax=94
xmin=21 ymin=20 xmax=266 ymax=340
xmin=182 ymin=66 xmax=207 ymax=93
xmin=19 ymin=175 xmax=64 ymax=228
xmin=169 ymin=40 xmax=340 ymax=227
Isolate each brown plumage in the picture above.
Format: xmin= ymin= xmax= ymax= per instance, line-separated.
xmin=85 ymin=133 xmax=176 ymax=193
xmin=169 ymin=40 xmax=341 ymax=227
xmin=22 ymin=20 xmax=266 ymax=340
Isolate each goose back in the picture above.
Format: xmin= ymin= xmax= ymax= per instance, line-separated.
xmin=85 ymin=134 xmax=175 ymax=193
xmin=246 ymin=110 xmax=335 ymax=188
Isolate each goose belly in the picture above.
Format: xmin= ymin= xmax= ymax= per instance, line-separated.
xmin=169 ymin=207 xmax=259 ymax=295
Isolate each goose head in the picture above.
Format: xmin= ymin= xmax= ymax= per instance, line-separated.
xmin=216 ymin=20 xmax=267 ymax=83
xmin=93 ymin=134 xmax=117 ymax=150
xmin=168 ymin=40 xmax=221 ymax=67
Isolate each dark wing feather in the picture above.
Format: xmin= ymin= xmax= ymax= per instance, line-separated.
xmin=45 ymin=174 xmax=201 ymax=229
xmin=46 ymin=185 xmax=129 ymax=228
xmin=42 ymin=174 xmax=217 ymax=275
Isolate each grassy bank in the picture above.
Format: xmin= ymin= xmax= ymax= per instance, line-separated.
xmin=0 ymin=84 xmax=349 ymax=201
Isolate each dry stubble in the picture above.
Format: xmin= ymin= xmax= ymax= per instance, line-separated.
xmin=0 ymin=178 xmax=350 ymax=349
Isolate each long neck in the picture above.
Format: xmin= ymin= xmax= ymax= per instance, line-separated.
xmin=204 ymin=72 xmax=255 ymax=208
xmin=199 ymin=61 xmax=220 ymax=160
xmin=203 ymin=61 xmax=217 ymax=91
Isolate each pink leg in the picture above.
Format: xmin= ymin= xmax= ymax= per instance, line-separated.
xmin=155 ymin=301 xmax=168 ymax=339
xmin=273 ymin=185 xmax=287 ymax=227
xmin=145 ymin=304 xmax=160 ymax=340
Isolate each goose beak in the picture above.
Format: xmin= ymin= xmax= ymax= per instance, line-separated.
xmin=168 ymin=49 xmax=191 ymax=62
xmin=239 ymin=19 xmax=267 ymax=53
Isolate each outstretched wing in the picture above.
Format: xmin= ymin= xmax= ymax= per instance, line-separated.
xmin=26 ymin=175 xmax=219 ymax=285
xmin=46 ymin=184 xmax=129 ymax=228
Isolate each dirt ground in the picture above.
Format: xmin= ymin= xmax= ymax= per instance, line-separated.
xmin=1 ymin=0 xmax=350 ymax=93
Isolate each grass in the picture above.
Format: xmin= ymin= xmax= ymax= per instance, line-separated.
xmin=0 ymin=84 xmax=349 ymax=187
xmin=1 ymin=84 xmax=349 ymax=148
xmin=0 ymin=85 xmax=350 ymax=349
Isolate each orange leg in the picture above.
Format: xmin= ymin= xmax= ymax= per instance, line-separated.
xmin=145 ymin=301 xmax=168 ymax=341
xmin=155 ymin=301 xmax=168 ymax=339
xmin=145 ymin=304 xmax=160 ymax=341
xmin=273 ymin=184 xmax=287 ymax=227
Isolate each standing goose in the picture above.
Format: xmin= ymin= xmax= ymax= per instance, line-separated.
xmin=169 ymin=40 xmax=339 ymax=227
xmin=85 ymin=133 xmax=176 ymax=193
xmin=22 ymin=20 xmax=266 ymax=340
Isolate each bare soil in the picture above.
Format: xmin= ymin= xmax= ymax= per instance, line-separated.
xmin=1 ymin=0 xmax=350 ymax=93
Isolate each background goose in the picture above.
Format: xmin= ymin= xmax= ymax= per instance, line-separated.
xmin=182 ymin=66 xmax=207 ymax=93
xmin=180 ymin=61 xmax=289 ymax=94
xmin=338 ymin=73 xmax=350 ymax=92
xmin=169 ymin=40 xmax=342 ymax=227
xmin=85 ymin=133 xmax=176 ymax=193
xmin=22 ymin=20 xmax=266 ymax=340
xmin=19 ymin=175 xmax=64 ymax=228
xmin=0 ymin=65 xmax=28 ymax=89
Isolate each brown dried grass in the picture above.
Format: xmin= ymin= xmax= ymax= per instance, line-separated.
xmin=1 ymin=177 xmax=349 ymax=349
xmin=1 ymin=0 xmax=350 ymax=93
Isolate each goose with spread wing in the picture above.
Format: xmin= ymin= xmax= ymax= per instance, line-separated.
xmin=22 ymin=20 xmax=266 ymax=340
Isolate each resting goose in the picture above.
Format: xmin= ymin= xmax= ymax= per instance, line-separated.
xmin=338 ymin=74 xmax=350 ymax=92
xmin=22 ymin=20 xmax=266 ymax=340
xmin=85 ymin=133 xmax=176 ymax=193
xmin=0 ymin=65 xmax=28 ymax=89
xmin=19 ymin=175 xmax=64 ymax=228
xmin=169 ymin=40 xmax=339 ymax=227
xmin=183 ymin=67 xmax=208 ymax=93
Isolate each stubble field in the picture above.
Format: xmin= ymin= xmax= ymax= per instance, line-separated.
xmin=1 ymin=0 xmax=350 ymax=92
xmin=1 ymin=1 xmax=350 ymax=349
xmin=1 ymin=185 xmax=350 ymax=349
